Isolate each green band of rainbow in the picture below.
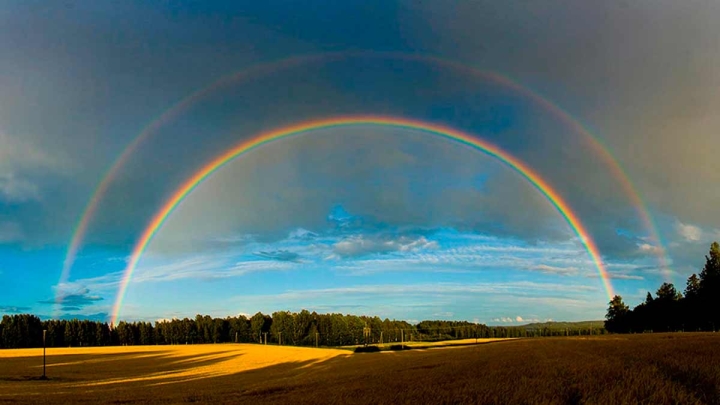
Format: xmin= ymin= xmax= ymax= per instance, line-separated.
xmin=111 ymin=116 xmax=614 ymax=324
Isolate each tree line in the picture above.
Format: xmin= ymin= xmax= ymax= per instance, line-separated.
xmin=1 ymin=310 xmax=604 ymax=349
xmin=605 ymin=242 xmax=720 ymax=333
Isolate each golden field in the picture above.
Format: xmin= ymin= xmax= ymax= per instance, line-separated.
xmin=1 ymin=333 xmax=719 ymax=404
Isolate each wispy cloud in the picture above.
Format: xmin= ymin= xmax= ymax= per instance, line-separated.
xmin=58 ymin=253 xmax=297 ymax=296
xmin=528 ymin=264 xmax=580 ymax=276
xmin=233 ymin=281 xmax=598 ymax=302
xmin=0 ymin=305 xmax=31 ymax=314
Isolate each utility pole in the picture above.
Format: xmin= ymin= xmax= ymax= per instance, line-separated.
xmin=278 ymin=332 xmax=282 ymax=346
xmin=380 ymin=331 xmax=383 ymax=346
xmin=401 ymin=329 xmax=404 ymax=344
xmin=315 ymin=332 xmax=319 ymax=348
xmin=363 ymin=322 xmax=371 ymax=346
xmin=235 ymin=332 xmax=238 ymax=344
xmin=263 ymin=332 xmax=268 ymax=345
xmin=41 ymin=329 xmax=47 ymax=380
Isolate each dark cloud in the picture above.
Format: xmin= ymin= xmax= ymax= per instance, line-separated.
xmin=39 ymin=288 xmax=103 ymax=308
xmin=405 ymin=0 xmax=720 ymax=229
xmin=254 ymin=250 xmax=300 ymax=262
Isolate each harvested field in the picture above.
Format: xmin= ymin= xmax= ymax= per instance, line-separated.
xmin=1 ymin=333 xmax=719 ymax=404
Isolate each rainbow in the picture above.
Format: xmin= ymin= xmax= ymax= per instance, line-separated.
xmin=111 ymin=116 xmax=614 ymax=324
xmin=62 ymin=51 xmax=668 ymax=312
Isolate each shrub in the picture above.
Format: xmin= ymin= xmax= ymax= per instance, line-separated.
xmin=354 ymin=345 xmax=381 ymax=353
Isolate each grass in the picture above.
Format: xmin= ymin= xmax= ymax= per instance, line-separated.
xmin=1 ymin=333 xmax=719 ymax=404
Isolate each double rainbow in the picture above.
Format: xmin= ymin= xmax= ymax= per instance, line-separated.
xmin=110 ymin=116 xmax=614 ymax=324
xmin=59 ymin=53 xmax=669 ymax=309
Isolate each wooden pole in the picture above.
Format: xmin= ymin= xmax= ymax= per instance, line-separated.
xmin=42 ymin=330 xmax=47 ymax=379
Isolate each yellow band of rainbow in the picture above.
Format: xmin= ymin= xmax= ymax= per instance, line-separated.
xmin=111 ymin=116 xmax=613 ymax=324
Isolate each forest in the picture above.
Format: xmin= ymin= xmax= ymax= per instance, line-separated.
xmin=0 ymin=310 xmax=605 ymax=349
xmin=606 ymin=242 xmax=720 ymax=333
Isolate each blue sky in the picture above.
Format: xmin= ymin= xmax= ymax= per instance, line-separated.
xmin=1 ymin=1 xmax=719 ymax=324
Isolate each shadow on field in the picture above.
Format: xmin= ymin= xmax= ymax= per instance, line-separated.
xmin=0 ymin=349 xmax=242 ymax=385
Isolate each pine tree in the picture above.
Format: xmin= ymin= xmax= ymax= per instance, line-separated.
xmin=605 ymin=295 xmax=630 ymax=333
xmin=684 ymin=274 xmax=701 ymax=299
xmin=698 ymin=242 xmax=720 ymax=329
xmin=699 ymin=242 xmax=720 ymax=293
xmin=656 ymin=283 xmax=681 ymax=301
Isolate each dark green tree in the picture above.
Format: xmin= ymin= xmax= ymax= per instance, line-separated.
xmin=250 ymin=312 xmax=271 ymax=343
xmin=685 ymin=274 xmax=701 ymax=299
xmin=698 ymin=242 xmax=720 ymax=330
xmin=605 ymin=295 xmax=630 ymax=333
xmin=656 ymin=283 xmax=681 ymax=301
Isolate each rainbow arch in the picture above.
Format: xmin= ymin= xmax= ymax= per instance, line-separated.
xmin=60 ymin=51 xmax=670 ymax=313
xmin=110 ymin=116 xmax=614 ymax=324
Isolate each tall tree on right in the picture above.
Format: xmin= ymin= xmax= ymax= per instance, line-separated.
xmin=699 ymin=242 xmax=720 ymax=292
xmin=698 ymin=242 xmax=720 ymax=330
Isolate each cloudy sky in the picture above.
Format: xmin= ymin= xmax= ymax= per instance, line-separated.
xmin=1 ymin=1 xmax=718 ymax=324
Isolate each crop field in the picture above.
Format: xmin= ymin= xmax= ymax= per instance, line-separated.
xmin=1 ymin=333 xmax=719 ymax=404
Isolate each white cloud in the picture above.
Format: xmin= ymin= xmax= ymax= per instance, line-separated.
xmin=638 ymin=243 xmax=664 ymax=255
xmin=676 ymin=221 xmax=703 ymax=242
xmin=515 ymin=316 xmax=523 ymax=322
xmin=333 ymin=235 xmax=438 ymax=257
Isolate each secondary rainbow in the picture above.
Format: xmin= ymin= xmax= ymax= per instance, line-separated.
xmin=111 ymin=116 xmax=614 ymax=324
